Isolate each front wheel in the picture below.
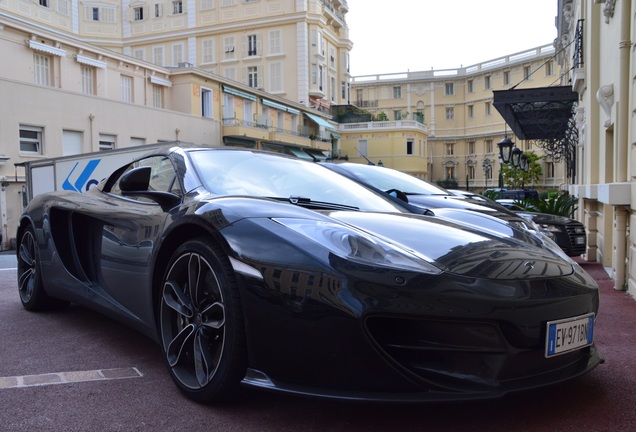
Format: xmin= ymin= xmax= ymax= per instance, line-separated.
xmin=159 ymin=238 xmax=247 ymax=403
xmin=17 ymin=226 xmax=68 ymax=311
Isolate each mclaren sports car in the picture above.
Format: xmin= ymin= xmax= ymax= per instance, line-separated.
xmin=17 ymin=145 xmax=603 ymax=403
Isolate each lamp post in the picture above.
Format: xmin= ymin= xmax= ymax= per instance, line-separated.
xmin=482 ymin=159 xmax=492 ymax=189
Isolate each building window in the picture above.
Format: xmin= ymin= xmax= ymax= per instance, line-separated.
xmin=341 ymin=81 xmax=346 ymax=99
xmin=485 ymin=101 xmax=492 ymax=115
xmin=39 ymin=0 xmax=49 ymax=7
xmin=468 ymin=141 xmax=475 ymax=155
xmin=445 ymin=83 xmax=454 ymax=96
xmin=33 ymin=53 xmax=51 ymax=86
xmin=247 ymin=66 xmax=258 ymax=88
xmin=468 ymin=105 xmax=474 ymax=118
xmin=153 ymin=46 xmax=164 ymax=66
xmin=201 ymin=88 xmax=212 ymax=118
xmin=152 ymin=85 xmax=163 ymax=108
xmin=445 ymin=107 xmax=454 ymax=120
xmin=172 ymin=43 xmax=184 ymax=66
xmin=503 ymin=70 xmax=510 ymax=86
xmin=84 ymin=6 xmax=115 ymax=22
xmin=224 ymin=36 xmax=235 ymax=60
xmin=134 ymin=7 xmax=144 ymax=20
xmin=121 ymin=76 xmax=133 ymax=103
xmin=446 ymin=143 xmax=454 ymax=156
xmin=247 ymin=34 xmax=258 ymax=56
xmin=524 ymin=65 xmax=531 ymax=80
xmin=268 ymin=30 xmax=282 ymax=55
xmin=269 ymin=62 xmax=282 ymax=92
xmin=525 ymin=141 xmax=533 ymax=151
xmin=81 ymin=66 xmax=95 ymax=95
xmin=330 ymin=76 xmax=336 ymax=101
xmin=406 ymin=139 xmax=414 ymax=155
xmin=99 ymin=134 xmax=116 ymax=151
xmin=201 ymin=39 xmax=215 ymax=63
xmin=545 ymin=61 xmax=554 ymax=76
xmin=546 ymin=161 xmax=555 ymax=178
xmin=172 ymin=0 xmax=183 ymax=14
xmin=468 ymin=165 xmax=476 ymax=180
xmin=484 ymin=75 xmax=491 ymax=90
xmin=394 ymin=110 xmax=402 ymax=120
xmin=393 ymin=86 xmax=401 ymax=99
xmin=154 ymin=3 xmax=163 ymax=18
xmin=445 ymin=166 xmax=455 ymax=180
xmin=485 ymin=139 xmax=493 ymax=153
xmin=20 ymin=125 xmax=44 ymax=154
xmin=467 ymin=79 xmax=473 ymax=93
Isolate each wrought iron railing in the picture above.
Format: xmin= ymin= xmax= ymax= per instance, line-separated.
xmin=573 ymin=19 xmax=584 ymax=69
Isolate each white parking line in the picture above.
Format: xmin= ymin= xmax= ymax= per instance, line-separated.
xmin=0 ymin=367 xmax=143 ymax=389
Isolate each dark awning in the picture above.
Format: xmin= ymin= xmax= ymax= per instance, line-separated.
xmin=493 ymin=86 xmax=578 ymax=141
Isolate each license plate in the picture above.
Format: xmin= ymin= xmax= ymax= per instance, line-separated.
xmin=575 ymin=237 xmax=585 ymax=245
xmin=545 ymin=313 xmax=595 ymax=358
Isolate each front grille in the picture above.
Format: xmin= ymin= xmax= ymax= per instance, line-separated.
xmin=566 ymin=221 xmax=586 ymax=255
xmin=365 ymin=316 xmax=590 ymax=393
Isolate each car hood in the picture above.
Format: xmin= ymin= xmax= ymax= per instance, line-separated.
xmin=327 ymin=211 xmax=574 ymax=280
xmin=517 ymin=212 xmax=578 ymax=225
xmin=405 ymin=195 xmax=525 ymax=222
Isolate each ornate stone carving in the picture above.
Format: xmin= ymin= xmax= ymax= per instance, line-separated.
xmin=596 ymin=84 xmax=614 ymax=127
xmin=596 ymin=0 xmax=617 ymax=23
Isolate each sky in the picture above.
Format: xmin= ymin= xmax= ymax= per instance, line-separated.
xmin=345 ymin=0 xmax=558 ymax=76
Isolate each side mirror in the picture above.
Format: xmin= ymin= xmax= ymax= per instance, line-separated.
xmin=119 ymin=166 xmax=151 ymax=192
xmin=386 ymin=188 xmax=409 ymax=203
xmin=119 ymin=166 xmax=180 ymax=211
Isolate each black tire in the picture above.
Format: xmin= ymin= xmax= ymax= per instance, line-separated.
xmin=17 ymin=225 xmax=69 ymax=311
xmin=159 ymin=238 xmax=247 ymax=403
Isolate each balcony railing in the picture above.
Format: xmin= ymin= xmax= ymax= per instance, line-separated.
xmin=340 ymin=120 xmax=428 ymax=133
xmin=574 ymin=19 xmax=584 ymax=69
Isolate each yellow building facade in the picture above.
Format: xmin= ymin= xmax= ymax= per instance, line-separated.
xmin=1 ymin=0 xmax=352 ymax=112
xmin=348 ymin=45 xmax=566 ymax=190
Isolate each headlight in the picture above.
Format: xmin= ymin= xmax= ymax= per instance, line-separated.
xmin=273 ymin=218 xmax=442 ymax=274
xmin=538 ymin=223 xmax=562 ymax=233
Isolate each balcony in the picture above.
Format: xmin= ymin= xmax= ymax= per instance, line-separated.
xmin=340 ymin=120 xmax=428 ymax=134
xmin=222 ymin=118 xmax=270 ymax=142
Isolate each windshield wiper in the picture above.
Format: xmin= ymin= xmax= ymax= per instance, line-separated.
xmin=267 ymin=196 xmax=360 ymax=211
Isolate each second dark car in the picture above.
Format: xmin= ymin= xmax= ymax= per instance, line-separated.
xmin=323 ymin=162 xmax=586 ymax=256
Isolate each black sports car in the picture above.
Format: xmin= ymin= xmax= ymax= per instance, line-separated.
xmin=322 ymin=162 xmax=586 ymax=256
xmin=17 ymin=145 xmax=603 ymax=403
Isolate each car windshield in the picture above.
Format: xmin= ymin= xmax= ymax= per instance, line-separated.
xmin=335 ymin=163 xmax=450 ymax=195
xmin=188 ymin=150 xmax=408 ymax=213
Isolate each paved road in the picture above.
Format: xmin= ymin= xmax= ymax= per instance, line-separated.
xmin=1 ymin=255 xmax=635 ymax=431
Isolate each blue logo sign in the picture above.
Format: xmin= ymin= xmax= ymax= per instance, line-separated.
xmin=62 ymin=159 xmax=102 ymax=192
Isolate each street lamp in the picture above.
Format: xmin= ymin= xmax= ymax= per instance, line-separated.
xmin=511 ymin=147 xmax=523 ymax=168
xmin=520 ymin=154 xmax=529 ymax=172
xmin=497 ymin=136 xmax=515 ymax=164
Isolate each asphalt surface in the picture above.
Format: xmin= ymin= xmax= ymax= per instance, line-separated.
xmin=0 ymin=252 xmax=635 ymax=431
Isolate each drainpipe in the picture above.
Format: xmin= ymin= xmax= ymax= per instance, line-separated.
xmin=613 ymin=0 xmax=631 ymax=290
xmin=616 ymin=0 xmax=630 ymax=182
